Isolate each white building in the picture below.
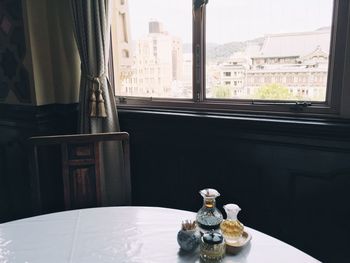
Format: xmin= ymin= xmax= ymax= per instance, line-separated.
xmin=111 ymin=0 xmax=133 ymax=95
xmin=213 ymin=28 xmax=330 ymax=100
xmin=121 ymin=21 xmax=183 ymax=97
xmin=217 ymin=52 xmax=251 ymax=98
xmin=179 ymin=53 xmax=192 ymax=98
xmin=246 ymin=28 xmax=330 ymax=100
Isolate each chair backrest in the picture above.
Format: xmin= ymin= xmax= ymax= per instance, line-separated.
xmin=28 ymin=132 xmax=130 ymax=215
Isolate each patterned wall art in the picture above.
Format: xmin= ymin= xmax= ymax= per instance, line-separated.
xmin=0 ymin=0 xmax=30 ymax=103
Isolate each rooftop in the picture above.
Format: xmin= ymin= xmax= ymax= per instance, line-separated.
xmin=254 ymin=27 xmax=331 ymax=58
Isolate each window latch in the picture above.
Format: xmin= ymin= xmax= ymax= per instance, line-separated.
xmin=251 ymin=101 xmax=312 ymax=112
xmin=118 ymin=97 xmax=127 ymax=104
xmin=290 ymin=101 xmax=312 ymax=112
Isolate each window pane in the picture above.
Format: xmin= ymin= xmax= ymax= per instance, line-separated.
xmin=206 ymin=0 xmax=333 ymax=102
xmin=112 ymin=0 xmax=192 ymax=99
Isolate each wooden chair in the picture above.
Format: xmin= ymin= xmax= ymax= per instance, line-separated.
xmin=28 ymin=132 xmax=130 ymax=215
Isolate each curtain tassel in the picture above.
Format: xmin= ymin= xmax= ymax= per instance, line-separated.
xmin=97 ymin=89 xmax=107 ymax=118
xmin=89 ymin=88 xmax=97 ymax=117
xmin=85 ymin=74 xmax=108 ymax=118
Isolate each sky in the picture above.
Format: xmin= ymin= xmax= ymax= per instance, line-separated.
xmin=128 ymin=0 xmax=333 ymax=44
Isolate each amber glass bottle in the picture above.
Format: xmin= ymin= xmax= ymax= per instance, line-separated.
xmin=220 ymin=204 xmax=244 ymax=244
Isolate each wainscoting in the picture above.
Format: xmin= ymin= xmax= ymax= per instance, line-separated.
xmin=0 ymin=103 xmax=77 ymax=221
xmin=119 ymin=109 xmax=350 ymax=263
xmin=0 ymin=104 xmax=349 ymax=262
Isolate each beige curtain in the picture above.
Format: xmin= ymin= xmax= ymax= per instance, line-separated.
xmin=70 ymin=0 xmax=131 ymax=205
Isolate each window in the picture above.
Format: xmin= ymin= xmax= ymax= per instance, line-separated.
xmin=111 ymin=0 xmax=191 ymax=99
xmin=111 ymin=0 xmax=350 ymax=116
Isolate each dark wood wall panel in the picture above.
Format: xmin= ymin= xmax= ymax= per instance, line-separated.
xmin=0 ymin=103 xmax=78 ymax=221
xmin=0 ymin=143 xmax=11 ymax=222
xmin=36 ymin=145 xmax=64 ymax=213
xmin=0 ymin=124 xmax=32 ymax=221
xmin=1 ymin=104 xmax=350 ymax=262
xmin=119 ymin=109 xmax=350 ymax=263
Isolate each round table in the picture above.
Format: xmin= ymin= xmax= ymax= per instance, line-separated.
xmin=0 ymin=207 xmax=320 ymax=262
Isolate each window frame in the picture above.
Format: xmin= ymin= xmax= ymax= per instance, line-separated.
xmin=111 ymin=0 xmax=350 ymax=118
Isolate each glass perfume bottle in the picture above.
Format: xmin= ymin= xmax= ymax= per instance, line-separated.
xmin=196 ymin=188 xmax=223 ymax=233
xmin=220 ymin=204 xmax=244 ymax=244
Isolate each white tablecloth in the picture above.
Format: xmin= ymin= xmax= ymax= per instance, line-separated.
xmin=0 ymin=207 xmax=320 ymax=262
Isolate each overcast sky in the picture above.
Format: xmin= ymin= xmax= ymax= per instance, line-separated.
xmin=128 ymin=0 xmax=333 ymax=44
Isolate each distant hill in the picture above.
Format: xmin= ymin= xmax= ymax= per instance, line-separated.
xmin=207 ymin=42 xmax=245 ymax=62
xmin=183 ymin=37 xmax=264 ymax=63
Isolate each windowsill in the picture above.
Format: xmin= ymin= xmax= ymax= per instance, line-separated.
xmin=114 ymin=94 xmax=342 ymax=117
xmin=116 ymin=100 xmax=346 ymax=120
xmin=117 ymin=103 xmax=350 ymax=125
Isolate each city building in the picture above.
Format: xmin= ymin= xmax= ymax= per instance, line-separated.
xmin=120 ymin=21 xmax=183 ymax=97
xmin=215 ymin=52 xmax=251 ymax=98
xmin=247 ymin=28 xmax=330 ymax=100
xmin=181 ymin=53 xmax=193 ymax=98
xmin=111 ymin=0 xmax=133 ymax=94
xmin=212 ymin=28 xmax=330 ymax=101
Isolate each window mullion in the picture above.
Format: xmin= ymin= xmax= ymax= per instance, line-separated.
xmin=193 ymin=1 xmax=206 ymax=102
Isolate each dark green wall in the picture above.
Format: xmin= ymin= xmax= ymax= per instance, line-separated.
xmin=1 ymin=104 xmax=350 ymax=262
xmin=119 ymin=109 xmax=350 ymax=263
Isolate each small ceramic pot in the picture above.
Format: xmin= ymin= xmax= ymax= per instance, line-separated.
xmin=177 ymin=228 xmax=200 ymax=252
